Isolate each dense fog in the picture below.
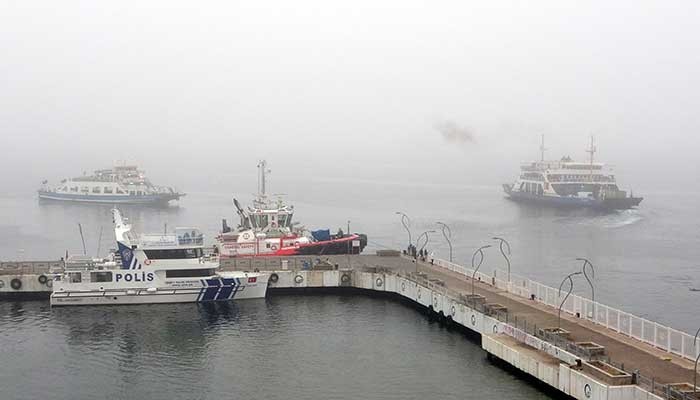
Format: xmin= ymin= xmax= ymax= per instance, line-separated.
xmin=2 ymin=1 xmax=699 ymax=192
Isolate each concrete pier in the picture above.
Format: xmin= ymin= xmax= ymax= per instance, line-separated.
xmin=1 ymin=253 xmax=698 ymax=400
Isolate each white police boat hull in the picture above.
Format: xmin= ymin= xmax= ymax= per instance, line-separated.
xmin=50 ymin=272 xmax=268 ymax=306
xmin=51 ymin=209 xmax=268 ymax=306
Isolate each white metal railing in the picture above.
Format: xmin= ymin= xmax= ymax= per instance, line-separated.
xmin=431 ymin=258 xmax=700 ymax=363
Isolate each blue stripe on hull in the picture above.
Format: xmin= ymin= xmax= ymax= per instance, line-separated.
xmin=201 ymin=287 xmax=220 ymax=301
xmin=216 ymin=285 xmax=234 ymax=300
xmin=197 ymin=278 xmax=244 ymax=302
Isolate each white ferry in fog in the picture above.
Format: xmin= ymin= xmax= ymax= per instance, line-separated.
xmin=50 ymin=209 xmax=268 ymax=306
xmin=38 ymin=165 xmax=184 ymax=205
xmin=503 ymin=137 xmax=643 ymax=210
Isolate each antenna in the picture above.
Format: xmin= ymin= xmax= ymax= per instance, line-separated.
xmin=539 ymin=134 xmax=546 ymax=162
xmin=586 ymin=135 xmax=596 ymax=163
xmin=586 ymin=135 xmax=596 ymax=180
xmin=96 ymin=226 xmax=103 ymax=258
xmin=257 ymin=160 xmax=272 ymax=198
xmin=78 ymin=223 xmax=87 ymax=255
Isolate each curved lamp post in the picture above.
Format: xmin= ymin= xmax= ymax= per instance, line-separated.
xmin=577 ymin=257 xmax=596 ymax=318
xmin=436 ymin=222 xmax=453 ymax=262
xmin=414 ymin=230 xmax=435 ymax=273
xmin=395 ymin=211 xmax=412 ymax=248
xmin=471 ymin=245 xmax=491 ymax=297
xmin=694 ymin=327 xmax=700 ymax=395
xmin=416 ymin=230 xmax=435 ymax=254
xmin=558 ymin=272 xmax=582 ymax=330
xmin=492 ymin=237 xmax=511 ymax=282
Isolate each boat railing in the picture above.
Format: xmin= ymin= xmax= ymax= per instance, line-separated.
xmin=0 ymin=261 xmax=63 ymax=275
xmin=136 ymin=233 xmax=205 ymax=247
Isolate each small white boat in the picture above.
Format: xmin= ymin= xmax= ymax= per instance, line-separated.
xmin=50 ymin=209 xmax=268 ymax=306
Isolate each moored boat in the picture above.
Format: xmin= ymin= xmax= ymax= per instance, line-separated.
xmin=215 ymin=161 xmax=367 ymax=258
xmin=50 ymin=209 xmax=267 ymax=306
xmin=503 ymin=137 xmax=643 ymax=211
xmin=39 ymin=165 xmax=184 ymax=205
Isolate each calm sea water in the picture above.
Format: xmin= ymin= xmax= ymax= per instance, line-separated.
xmin=0 ymin=296 xmax=551 ymax=400
xmin=0 ymin=178 xmax=699 ymax=399
xmin=0 ymin=178 xmax=698 ymax=330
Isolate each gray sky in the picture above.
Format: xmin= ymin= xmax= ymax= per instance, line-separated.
xmin=2 ymin=0 xmax=699 ymax=191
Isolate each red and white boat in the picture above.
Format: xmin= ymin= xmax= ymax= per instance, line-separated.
xmin=215 ymin=161 xmax=367 ymax=258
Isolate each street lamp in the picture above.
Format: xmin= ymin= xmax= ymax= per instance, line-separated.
xmin=558 ymin=272 xmax=582 ymax=330
xmin=492 ymin=237 xmax=511 ymax=282
xmin=414 ymin=230 xmax=435 ymax=273
xmin=416 ymin=230 xmax=436 ymax=254
xmin=577 ymin=258 xmax=595 ymax=317
xmin=436 ymin=222 xmax=453 ymax=262
xmin=395 ymin=211 xmax=412 ymax=249
xmin=471 ymin=245 xmax=491 ymax=297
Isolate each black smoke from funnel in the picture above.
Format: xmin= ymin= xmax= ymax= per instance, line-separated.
xmin=435 ymin=121 xmax=476 ymax=145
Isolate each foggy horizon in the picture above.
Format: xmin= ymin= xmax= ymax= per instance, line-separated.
xmin=3 ymin=0 xmax=699 ymax=193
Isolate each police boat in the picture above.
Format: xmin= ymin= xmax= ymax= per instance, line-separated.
xmin=50 ymin=209 xmax=268 ymax=306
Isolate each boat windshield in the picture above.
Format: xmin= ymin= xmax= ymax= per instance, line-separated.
xmin=252 ymin=214 xmax=268 ymax=228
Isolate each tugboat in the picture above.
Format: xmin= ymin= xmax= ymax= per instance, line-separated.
xmin=38 ymin=165 xmax=183 ymax=205
xmin=215 ymin=161 xmax=368 ymax=258
xmin=50 ymin=209 xmax=268 ymax=306
xmin=503 ymin=136 xmax=643 ymax=210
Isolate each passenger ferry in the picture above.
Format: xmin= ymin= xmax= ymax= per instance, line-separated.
xmin=215 ymin=161 xmax=367 ymax=257
xmin=50 ymin=209 xmax=268 ymax=306
xmin=38 ymin=165 xmax=184 ymax=205
xmin=503 ymin=137 xmax=643 ymax=210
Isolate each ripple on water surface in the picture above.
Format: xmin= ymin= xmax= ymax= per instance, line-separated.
xmin=0 ymin=297 xmax=553 ymax=400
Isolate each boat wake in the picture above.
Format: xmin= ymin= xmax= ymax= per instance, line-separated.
xmin=588 ymin=209 xmax=643 ymax=229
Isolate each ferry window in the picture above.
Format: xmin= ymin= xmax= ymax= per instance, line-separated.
xmin=81 ymin=186 xmax=89 ymax=193
xmin=278 ymin=215 xmax=287 ymax=227
xmin=129 ymin=191 xmax=136 ymax=196
xmin=166 ymin=268 xmax=215 ymax=278
xmin=104 ymin=187 xmax=113 ymax=194
xmin=137 ymin=191 xmax=143 ymax=196
xmin=69 ymin=272 xmax=82 ymax=283
xmin=92 ymin=187 xmax=101 ymax=193
xmin=71 ymin=186 xmax=79 ymax=192
xmin=144 ymin=248 xmax=203 ymax=259
xmin=90 ymin=271 xmax=112 ymax=282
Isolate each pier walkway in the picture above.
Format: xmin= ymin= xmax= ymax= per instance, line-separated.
xmin=413 ymin=258 xmax=697 ymax=387
xmin=222 ymin=253 xmax=699 ymax=390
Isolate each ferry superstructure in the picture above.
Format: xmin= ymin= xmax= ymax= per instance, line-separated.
xmin=38 ymin=165 xmax=183 ymax=205
xmin=503 ymin=137 xmax=643 ymax=210
xmin=50 ymin=209 xmax=268 ymax=306
xmin=216 ymin=161 xmax=367 ymax=257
